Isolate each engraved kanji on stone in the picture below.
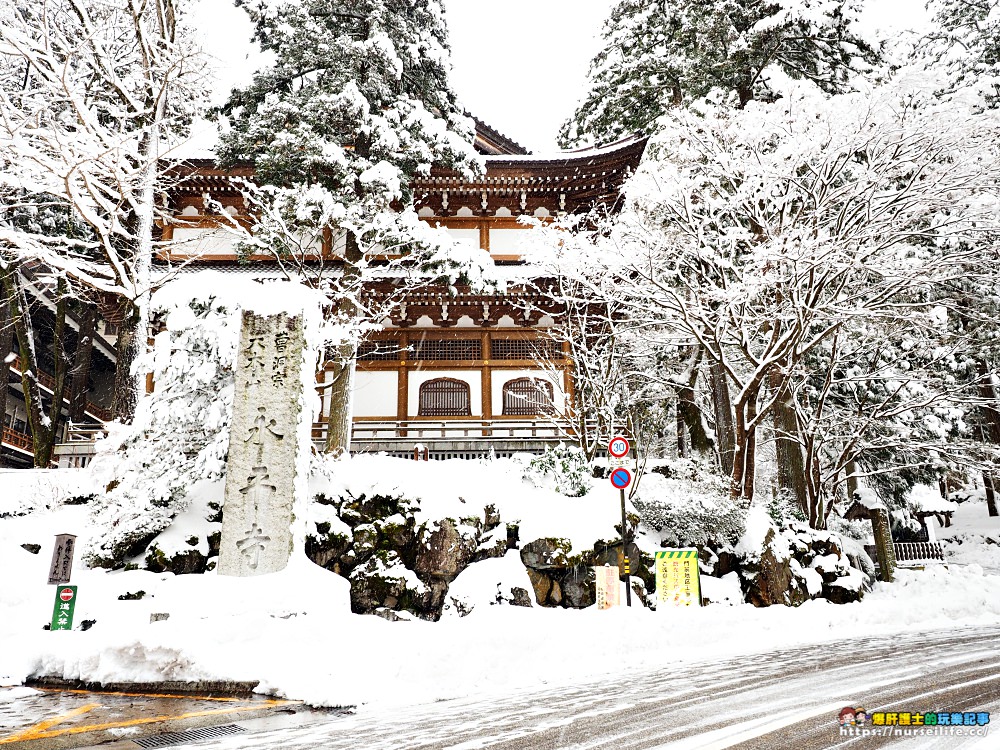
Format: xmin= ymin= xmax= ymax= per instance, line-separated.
xmin=239 ymin=466 xmax=276 ymax=517
xmin=245 ymin=407 xmax=284 ymax=446
xmin=236 ymin=523 xmax=272 ymax=570
xmin=271 ymin=355 xmax=288 ymax=386
xmin=242 ymin=333 xmax=268 ymax=386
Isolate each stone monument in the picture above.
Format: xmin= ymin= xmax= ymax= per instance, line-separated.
xmin=217 ymin=311 xmax=304 ymax=577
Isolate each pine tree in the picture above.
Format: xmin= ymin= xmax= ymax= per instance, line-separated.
xmin=923 ymin=0 xmax=1000 ymax=109
xmin=560 ymin=0 xmax=880 ymax=147
xmin=216 ymin=0 xmax=481 ymax=454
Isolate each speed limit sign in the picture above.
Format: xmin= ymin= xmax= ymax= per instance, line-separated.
xmin=609 ymin=437 xmax=630 ymax=459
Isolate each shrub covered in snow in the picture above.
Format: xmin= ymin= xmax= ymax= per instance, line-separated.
xmin=85 ymin=283 xmax=239 ymax=567
xmin=633 ymin=460 xmax=745 ymax=546
xmin=526 ymin=444 xmax=592 ymax=498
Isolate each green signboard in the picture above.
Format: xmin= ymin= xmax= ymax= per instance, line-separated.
xmin=50 ymin=585 xmax=78 ymax=631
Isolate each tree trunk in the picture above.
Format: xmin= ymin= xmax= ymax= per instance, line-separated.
xmin=324 ymin=342 xmax=355 ymax=455
xmin=676 ymin=346 xmax=711 ymax=458
xmin=846 ymin=459 xmax=860 ymax=502
xmin=0 ymin=293 xmax=12 ymax=436
xmin=975 ymin=358 xmax=1000 ymax=517
xmin=324 ymin=231 xmax=362 ymax=455
xmin=710 ymin=361 xmax=735 ymax=476
xmin=984 ymin=472 xmax=999 ymax=518
xmin=0 ymin=264 xmax=66 ymax=466
xmin=769 ymin=368 xmax=807 ymax=514
xmin=68 ymin=302 xmax=97 ymax=422
xmin=42 ymin=277 xmax=70 ymax=465
xmin=730 ymin=387 xmax=758 ymax=506
xmin=676 ymin=384 xmax=713 ymax=457
xmin=111 ymin=296 xmax=142 ymax=424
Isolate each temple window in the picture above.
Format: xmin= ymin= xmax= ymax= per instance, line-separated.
xmin=419 ymin=378 xmax=472 ymax=417
xmin=502 ymin=378 xmax=554 ymax=416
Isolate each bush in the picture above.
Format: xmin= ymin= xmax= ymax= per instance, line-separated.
xmin=633 ymin=460 xmax=745 ymax=546
xmin=527 ymin=444 xmax=592 ymax=497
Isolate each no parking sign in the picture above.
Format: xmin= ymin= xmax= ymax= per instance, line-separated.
xmin=610 ymin=467 xmax=632 ymax=489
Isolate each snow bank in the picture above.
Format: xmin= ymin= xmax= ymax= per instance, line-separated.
xmin=4 ymin=464 xmax=1000 ymax=708
xmin=311 ymin=453 xmax=624 ymax=555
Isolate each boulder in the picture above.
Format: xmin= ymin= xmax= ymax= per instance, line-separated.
xmin=414 ymin=519 xmax=478 ymax=581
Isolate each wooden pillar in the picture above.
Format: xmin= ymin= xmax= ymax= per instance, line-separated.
xmin=870 ymin=508 xmax=896 ymax=583
xmin=397 ymin=332 xmax=409 ymax=435
xmin=479 ymin=222 xmax=490 ymax=253
xmin=481 ymin=331 xmax=492 ymax=436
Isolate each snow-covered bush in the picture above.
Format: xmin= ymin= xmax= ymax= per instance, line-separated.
xmin=86 ymin=278 xmax=240 ymax=566
xmin=633 ymin=461 xmax=745 ymax=546
xmin=526 ymin=444 xmax=592 ymax=497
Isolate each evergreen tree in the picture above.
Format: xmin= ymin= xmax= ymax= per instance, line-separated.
xmin=217 ymin=0 xmax=481 ymax=454
xmin=560 ymin=0 xmax=880 ymax=147
xmin=923 ymin=0 xmax=1000 ymax=109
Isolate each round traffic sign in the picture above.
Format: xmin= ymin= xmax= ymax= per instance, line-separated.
xmin=608 ymin=437 xmax=630 ymax=459
xmin=610 ymin=467 xmax=632 ymax=489
xmin=59 ymin=587 xmax=74 ymax=602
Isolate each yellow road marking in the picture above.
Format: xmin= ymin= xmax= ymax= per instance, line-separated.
xmin=0 ymin=699 xmax=292 ymax=744
xmin=2 ymin=702 xmax=99 ymax=742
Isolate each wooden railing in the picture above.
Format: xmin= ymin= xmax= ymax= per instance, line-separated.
xmin=8 ymin=356 xmax=112 ymax=422
xmin=865 ymin=542 xmax=946 ymax=564
xmin=311 ymin=418 xmax=586 ymax=446
xmin=1 ymin=426 xmax=32 ymax=453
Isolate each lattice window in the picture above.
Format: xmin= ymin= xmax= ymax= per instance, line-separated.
xmin=491 ymin=338 xmax=561 ymax=361
xmin=419 ymin=378 xmax=472 ymax=416
xmin=502 ymin=378 xmax=554 ymax=416
xmin=412 ymin=338 xmax=482 ymax=361
xmin=357 ymin=341 xmax=399 ymax=361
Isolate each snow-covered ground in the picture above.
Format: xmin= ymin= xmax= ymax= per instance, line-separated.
xmin=938 ymin=495 xmax=1000 ymax=575
xmin=2 ymin=464 xmax=1000 ymax=712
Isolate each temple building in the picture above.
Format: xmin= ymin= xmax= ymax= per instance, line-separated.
xmin=2 ymin=123 xmax=646 ymax=464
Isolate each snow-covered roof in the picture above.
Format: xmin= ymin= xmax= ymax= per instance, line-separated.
xmin=908 ymin=485 xmax=959 ymax=514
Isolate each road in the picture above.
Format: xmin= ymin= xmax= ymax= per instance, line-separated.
xmin=69 ymin=624 xmax=1000 ymax=750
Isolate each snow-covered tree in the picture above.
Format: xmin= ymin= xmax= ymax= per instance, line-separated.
xmin=550 ymin=82 xmax=1000 ymax=523
xmin=560 ymin=0 xmax=880 ymax=147
xmin=0 ymin=192 xmax=102 ymax=465
xmin=0 ymin=0 xmax=208 ymax=423
xmin=923 ymin=0 xmax=1000 ymax=109
xmin=216 ymin=0 xmax=483 ymax=454
xmin=87 ymin=281 xmax=239 ymax=565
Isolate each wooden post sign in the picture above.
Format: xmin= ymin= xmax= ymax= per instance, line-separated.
xmin=47 ymin=534 xmax=77 ymax=585
xmin=655 ymin=549 xmax=702 ymax=608
xmin=594 ymin=565 xmax=620 ymax=609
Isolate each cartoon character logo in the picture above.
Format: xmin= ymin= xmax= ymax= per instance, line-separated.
xmin=839 ymin=707 xmax=857 ymax=726
xmin=855 ymin=709 xmax=867 ymax=726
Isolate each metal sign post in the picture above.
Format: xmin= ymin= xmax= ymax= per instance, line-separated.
xmin=609 ymin=459 xmax=633 ymax=607
xmin=51 ymin=586 xmax=78 ymax=631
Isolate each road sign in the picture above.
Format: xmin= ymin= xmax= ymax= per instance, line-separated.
xmin=48 ymin=533 xmax=77 ymax=585
xmin=610 ymin=467 xmax=631 ymax=489
xmin=608 ymin=437 xmax=630 ymax=459
xmin=51 ymin=585 xmax=78 ymax=630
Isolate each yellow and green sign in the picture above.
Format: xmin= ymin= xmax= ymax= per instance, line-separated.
xmin=50 ymin=585 xmax=78 ymax=631
xmin=655 ymin=549 xmax=701 ymax=608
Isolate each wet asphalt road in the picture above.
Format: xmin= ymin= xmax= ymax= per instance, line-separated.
xmin=70 ymin=624 xmax=1000 ymax=750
